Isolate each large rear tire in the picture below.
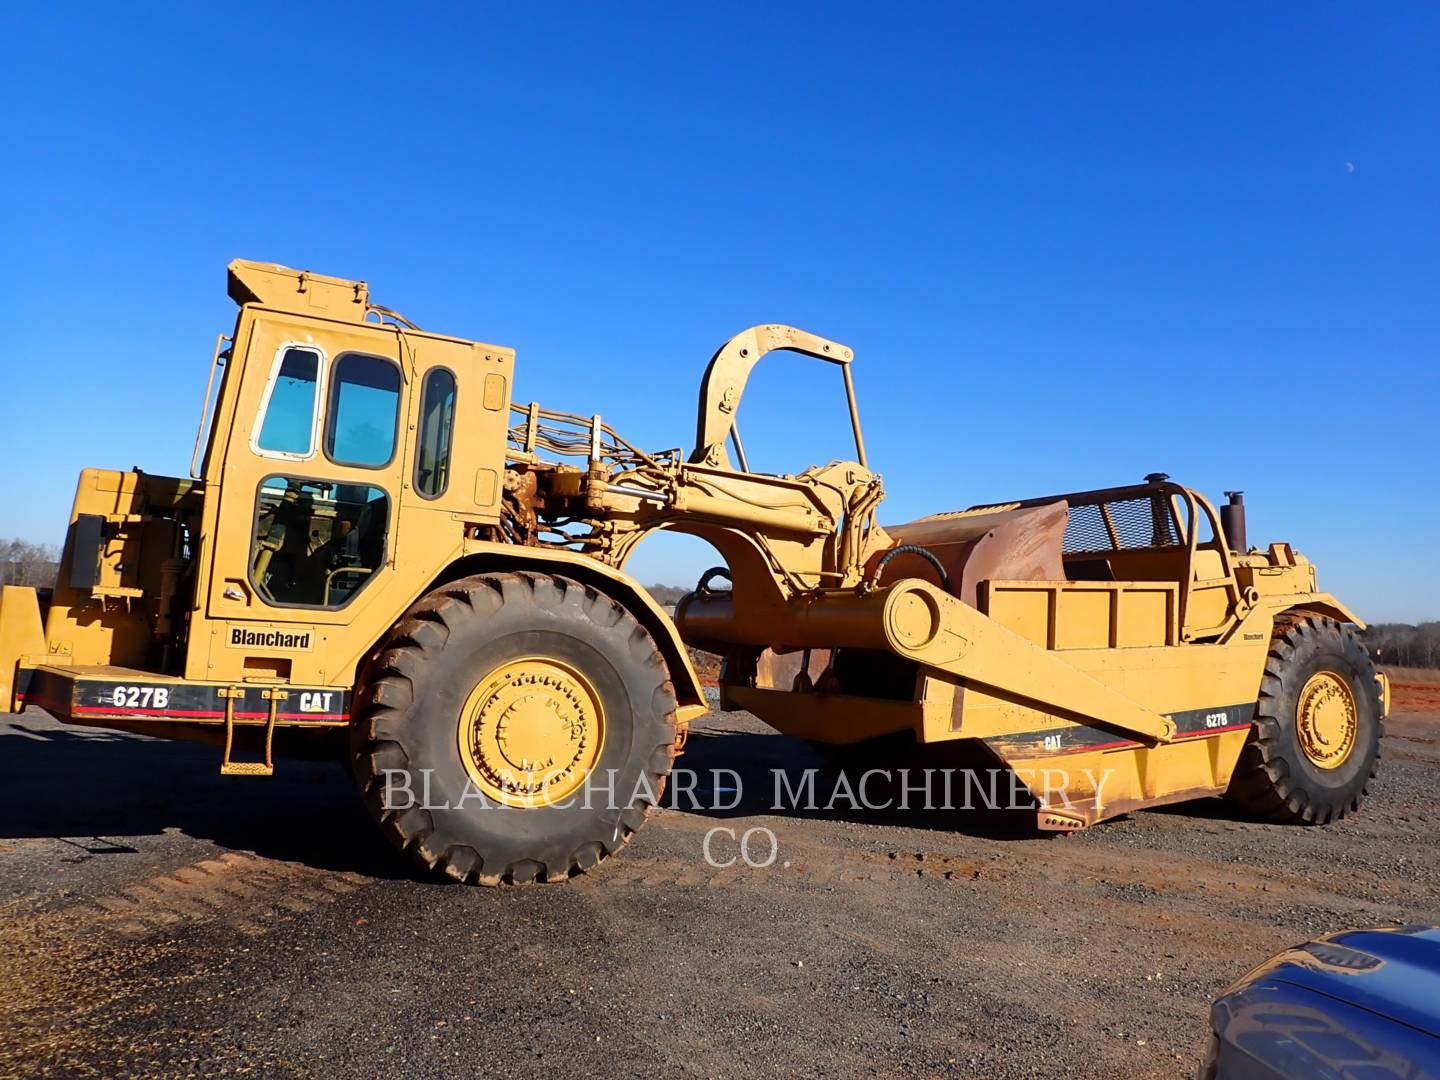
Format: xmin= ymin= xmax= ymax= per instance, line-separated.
xmin=351 ymin=572 xmax=679 ymax=884
xmin=1226 ymin=614 xmax=1382 ymax=825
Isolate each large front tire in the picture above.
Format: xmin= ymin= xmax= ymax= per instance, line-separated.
xmin=351 ymin=572 xmax=679 ymax=884
xmin=1226 ymin=614 xmax=1383 ymax=825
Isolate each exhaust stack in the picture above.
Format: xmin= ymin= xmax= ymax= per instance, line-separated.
xmin=1222 ymin=490 xmax=1247 ymax=552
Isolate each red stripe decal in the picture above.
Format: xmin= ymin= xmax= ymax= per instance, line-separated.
xmin=70 ymin=705 xmax=350 ymax=721
xmin=1082 ymin=723 xmax=1250 ymax=751
xmin=1023 ymin=721 xmax=1252 ymax=757
xmin=1175 ymin=723 xmax=1250 ymax=737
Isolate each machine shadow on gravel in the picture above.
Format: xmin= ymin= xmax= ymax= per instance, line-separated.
xmin=0 ymin=712 xmax=1046 ymax=885
xmin=0 ymin=717 xmax=418 ymax=881
xmin=673 ymin=727 xmax=1054 ymax=840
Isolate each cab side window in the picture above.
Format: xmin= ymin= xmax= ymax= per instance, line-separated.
xmin=256 ymin=347 xmax=321 ymax=456
xmin=414 ymin=368 xmax=457 ymax=498
xmin=326 ymin=354 xmax=401 ymax=468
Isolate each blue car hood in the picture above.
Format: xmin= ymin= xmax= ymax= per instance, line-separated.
xmin=1236 ymin=926 xmax=1440 ymax=1040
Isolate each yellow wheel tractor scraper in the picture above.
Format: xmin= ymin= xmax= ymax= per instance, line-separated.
xmin=0 ymin=262 xmax=1387 ymax=883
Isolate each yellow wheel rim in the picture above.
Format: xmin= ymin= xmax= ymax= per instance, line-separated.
xmin=457 ymin=657 xmax=605 ymax=807
xmin=1296 ymin=671 xmax=1358 ymax=770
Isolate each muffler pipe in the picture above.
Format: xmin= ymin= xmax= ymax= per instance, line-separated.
xmin=1222 ymin=491 xmax=1247 ymax=553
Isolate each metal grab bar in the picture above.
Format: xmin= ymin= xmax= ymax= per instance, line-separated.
xmin=189 ymin=333 xmax=232 ymax=479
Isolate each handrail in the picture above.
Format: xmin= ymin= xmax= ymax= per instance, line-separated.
xmin=324 ymin=566 xmax=372 ymax=606
xmin=189 ymin=333 xmax=231 ymax=479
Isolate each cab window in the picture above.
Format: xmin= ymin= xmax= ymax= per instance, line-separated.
xmin=251 ymin=476 xmax=389 ymax=607
xmin=256 ymin=347 xmax=321 ymax=456
xmin=326 ymin=354 xmax=401 ymax=468
xmin=414 ymin=368 xmax=457 ymax=498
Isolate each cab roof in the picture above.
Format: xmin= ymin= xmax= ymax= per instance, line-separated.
xmin=227 ymin=259 xmax=371 ymax=323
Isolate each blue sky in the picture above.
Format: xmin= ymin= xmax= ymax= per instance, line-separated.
xmin=3 ymin=3 xmax=1436 ymax=621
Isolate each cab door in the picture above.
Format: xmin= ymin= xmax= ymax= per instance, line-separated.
xmin=198 ymin=310 xmax=411 ymax=686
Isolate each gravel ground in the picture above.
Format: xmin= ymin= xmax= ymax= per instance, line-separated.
xmin=1 ymin=689 xmax=1436 ymax=1079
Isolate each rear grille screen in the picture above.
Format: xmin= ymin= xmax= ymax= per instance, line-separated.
xmin=1063 ymin=497 xmax=1182 ymax=555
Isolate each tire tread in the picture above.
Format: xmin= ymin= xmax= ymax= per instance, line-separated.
xmin=1227 ymin=613 xmax=1383 ymax=824
xmin=350 ymin=571 xmax=678 ymax=884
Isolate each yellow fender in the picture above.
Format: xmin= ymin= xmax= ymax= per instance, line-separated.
xmin=446 ymin=542 xmax=709 ymax=725
xmin=1276 ymin=592 xmax=1367 ymax=630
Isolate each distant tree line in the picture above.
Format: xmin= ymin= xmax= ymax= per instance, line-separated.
xmin=645 ymin=583 xmax=690 ymax=605
xmin=1 ymin=539 xmax=59 ymax=588
xmin=1362 ymin=623 xmax=1440 ymax=670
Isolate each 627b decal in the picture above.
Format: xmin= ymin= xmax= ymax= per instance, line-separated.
xmin=111 ymin=685 xmax=171 ymax=709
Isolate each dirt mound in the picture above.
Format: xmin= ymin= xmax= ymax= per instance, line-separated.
xmin=1383 ymin=666 xmax=1440 ymax=712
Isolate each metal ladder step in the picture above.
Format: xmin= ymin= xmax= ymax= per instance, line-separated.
xmin=219 ymin=687 xmax=283 ymax=777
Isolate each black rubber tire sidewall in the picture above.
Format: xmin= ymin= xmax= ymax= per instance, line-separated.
xmin=1228 ymin=615 xmax=1383 ymax=825
xmin=407 ymin=626 xmax=645 ymax=865
xmin=1272 ymin=638 xmax=1379 ymax=798
xmin=354 ymin=573 xmax=676 ymax=882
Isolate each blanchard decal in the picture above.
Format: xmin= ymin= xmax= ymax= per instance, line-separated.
xmin=227 ymin=627 xmax=313 ymax=651
xmin=984 ymin=702 xmax=1256 ymax=759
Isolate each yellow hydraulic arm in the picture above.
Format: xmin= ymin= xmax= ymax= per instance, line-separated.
xmin=881 ymin=583 xmax=1179 ymax=744
xmin=690 ymin=325 xmax=865 ymax=470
